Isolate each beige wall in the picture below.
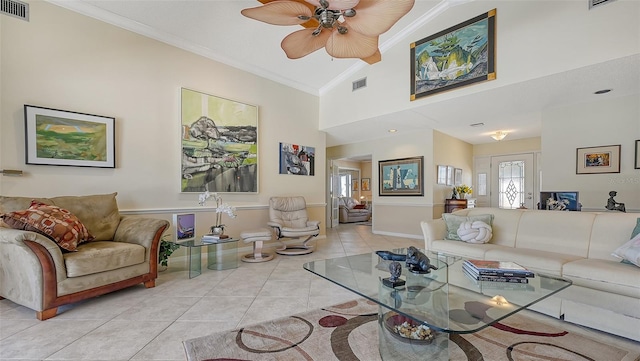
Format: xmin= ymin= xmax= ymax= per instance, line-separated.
xmin=0 ymin=1 xmax=326 ymax=240
xmin=474 ymin=137 xmax=541 ymax=157
xmin=433 ymin=131 xmax=473 ymax=218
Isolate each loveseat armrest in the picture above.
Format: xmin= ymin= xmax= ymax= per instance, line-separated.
xmin=113 ymin=216 xmax=170 ymax=263
xmin=0 ymin=228 xmax=68 ymax=310
xmin=420 ymin=219 xmax=447 ymax=251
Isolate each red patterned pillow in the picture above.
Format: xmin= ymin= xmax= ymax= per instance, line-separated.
xmin=0 ymin=201 xmax=94 ymax=251
xmin=353 ymin=204 xmax=366 ymax=209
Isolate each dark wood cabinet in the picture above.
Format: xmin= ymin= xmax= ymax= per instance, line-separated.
xmin=445 ymin=199 xmax=467 ymax=213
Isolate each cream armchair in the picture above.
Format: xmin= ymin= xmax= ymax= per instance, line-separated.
xmin=0 ymin=193 xmax=169 ymax=320
xmin=268 ymin=196 xmax=320 ymax=255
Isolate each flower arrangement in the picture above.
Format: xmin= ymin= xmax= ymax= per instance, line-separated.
xmin=198 ymin=191 xmax=237 ymax=232
xmin=455 ymin=184 xmax=473 ymax=196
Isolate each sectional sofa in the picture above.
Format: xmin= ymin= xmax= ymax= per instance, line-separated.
xmin=421 ymin=207 xmax=640 ymax=341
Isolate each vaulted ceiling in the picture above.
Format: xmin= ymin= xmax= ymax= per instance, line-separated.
xmin=49 ymin=0 xmax=639 ymax=146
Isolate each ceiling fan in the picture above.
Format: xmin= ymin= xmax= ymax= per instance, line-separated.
xmin=241 ymin=0 xmax=415 ymax=64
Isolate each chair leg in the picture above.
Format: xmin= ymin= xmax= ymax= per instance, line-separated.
xmin=144 ymin=279 xmax=156 ymax=288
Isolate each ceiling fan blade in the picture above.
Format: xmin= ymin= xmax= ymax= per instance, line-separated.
xmin=305 ymin=0 xmax=360 ymax=11
xmin=361 ymin=49 xmax=381 ymax=64
xmin=346 ymin=0 xmax=415 ymax=36
xmin=281 ymin=28 xmax=332 ymax=59
xmin=242 ymin=1 xmax=313 ymax=26
xmin=325 ymin=25 xmax=379 ymax=59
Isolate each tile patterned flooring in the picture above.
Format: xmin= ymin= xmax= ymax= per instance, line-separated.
xmin=0 ymin=224 xmax=422 ymax=360
xmin=1 ymin=223 xmax=638 ymax=360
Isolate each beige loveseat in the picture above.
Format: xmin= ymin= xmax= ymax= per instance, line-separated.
xmin=338 ymin=197 xmax=371 ymax=223
xmin=421 ymin=207 xmax=640 ymax=341
xmin=0 ymin=193 xmax=169 ymax=320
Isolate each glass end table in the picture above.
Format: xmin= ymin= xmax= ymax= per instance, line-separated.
xmin=167 ymin=237 xmax=239 ymax=278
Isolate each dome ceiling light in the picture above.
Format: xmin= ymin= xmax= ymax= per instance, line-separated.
xmin=491 ymin=131 xmax=508 ymax=141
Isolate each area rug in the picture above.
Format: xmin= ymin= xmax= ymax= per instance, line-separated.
xmin=183 ymin=298 xmax=639 ymax=361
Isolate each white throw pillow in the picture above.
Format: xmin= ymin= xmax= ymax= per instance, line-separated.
xmin=612 ymin=232 xmax=640 ymax=267
xmin=457 ymin=221 xmax=492 ymax=244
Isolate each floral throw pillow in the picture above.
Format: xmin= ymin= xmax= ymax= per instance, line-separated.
xmin=0 ymin=201 xmax=94 ymax=251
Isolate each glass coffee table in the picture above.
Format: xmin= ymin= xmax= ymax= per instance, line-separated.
xmin=167 ymin=237 xmax=239 ymax=278
xmin=303 ymin=250 xmax=572 ymax=360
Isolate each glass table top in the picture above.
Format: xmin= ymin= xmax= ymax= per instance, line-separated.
xmin=303 ymin=250 xmax=572 ymax=334
xmin=166 ymin=237 xmax=238 ymax=247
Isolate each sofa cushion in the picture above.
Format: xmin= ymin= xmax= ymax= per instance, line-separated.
xmin=484 ymin=247 xmax=583 ymax=276
xmin=442 ymin=213 xmax=494 ymax=241
xmin=51 ymin=193 xmax=120 ymax=241
xmin=64 ymin=241 xmax=146 ymax=277
xmin=562 ymin=258 xmax=640 ymax=298
xmin=429 ymin=240 xmax=501 ymax=259
xmin=464 ymin=208 xmax=523 ymax=248
xmin=1 ymin=201 xmax=94 ymax=251
xmin=611 ymin=233 xmax=640 ymax=267
xmin=589 ymin=213 xmax=640 ymax=261
xmin=457 ymin=221 xmax=492 ymax=243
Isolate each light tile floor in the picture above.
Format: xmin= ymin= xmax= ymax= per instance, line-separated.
xmin=1 ymin=224 xmax=638 ymax=360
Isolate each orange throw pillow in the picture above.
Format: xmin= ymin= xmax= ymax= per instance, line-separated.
xmin=1 ymin=201 xmax=94 ymax=251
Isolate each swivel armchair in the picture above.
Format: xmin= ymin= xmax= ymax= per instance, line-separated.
xmin=268 ymin=196 xmax=320 ymax=255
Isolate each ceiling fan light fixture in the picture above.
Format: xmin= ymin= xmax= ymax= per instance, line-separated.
xmin=491 ymin=131 xmax=508 ymax=141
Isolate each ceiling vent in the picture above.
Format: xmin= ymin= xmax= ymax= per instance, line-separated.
xmin=589 ymin=0 xmax=616 ymax=9
xmin=352 ymin=77 xmax=367 ymax=92
xmin=1 ymin=0 xmax=29 ymax=21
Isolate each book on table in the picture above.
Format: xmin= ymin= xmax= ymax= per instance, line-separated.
xmin=462 ymin=266 xmax=530 ymax=284
xmin=201 ymin=234 xmax=230 ymax=243
xmin=463 ymin=259 xmax=535 ymax=278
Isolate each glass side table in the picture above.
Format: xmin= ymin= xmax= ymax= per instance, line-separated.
xmin=167 ymin=237 xmax=239 ymax=278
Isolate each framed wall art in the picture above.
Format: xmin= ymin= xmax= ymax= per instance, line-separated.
xmin=437 ymin=165 xmax=447 ymax=185
xmin=446 ymin=165 xmax=454 ymax=186
xmin=279 ymin=142 xmax=315 ymax=176
xmin=576 ymin=144 xmax=621 ymax=174
xmin=379 ymin=156 xmax=424 ymax=196
xmin=24 ymin=105 xmax=115 ymax=168
xmin=361 ymin=178 xmax=371 ymax=191
xmin=635 ymin=140 xmax=640 ymax=169
xmin=173 ymin=213 xmax=195 ymax=241
xmin=180 ymin=88 xmax=258 ymax=193
xmin=410 ymin=9 xmax=496 ymax=100
xmin=454 ymin=168 xmax=463 ymax=186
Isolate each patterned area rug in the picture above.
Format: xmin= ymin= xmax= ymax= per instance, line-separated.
xmin=183 ymin=299 xmax=639 ymax=361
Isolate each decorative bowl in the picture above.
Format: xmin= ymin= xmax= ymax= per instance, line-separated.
xmin=383 ymin=311 xmax=436 ymax=344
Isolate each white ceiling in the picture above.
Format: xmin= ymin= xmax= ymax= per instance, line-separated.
xmin=49 ymin=0 xmax=640 ymax=147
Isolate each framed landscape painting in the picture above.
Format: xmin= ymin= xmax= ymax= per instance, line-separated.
xmin=180 ymin=88 xmax=258 ymax=193
xmin=576 ymin=145 xmax=621 ymax=174
xmin=24 ymin=105 xmax=115 ymax=168
xmin=379 ymin=156 xmax=424 ymax=196
xmin=410 ymin=9 xmax=496 ymax=100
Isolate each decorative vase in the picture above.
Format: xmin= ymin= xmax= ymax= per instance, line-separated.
xmin=210 ymin=226 xmax=224 ymax=236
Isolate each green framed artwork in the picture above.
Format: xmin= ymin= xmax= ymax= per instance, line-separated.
xmin=410 ymin=9 xmax=496 ymax=100
xmin=181 ymin=88 xmax=258 ymax=193
xmin=379 ymin=156 xmax=424 ymax=196
xmin=24 ymin=105 xmax=115 ymax=168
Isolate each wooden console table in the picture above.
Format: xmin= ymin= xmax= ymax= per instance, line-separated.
xmin=445 ymin=199 xmax=468 ymax=213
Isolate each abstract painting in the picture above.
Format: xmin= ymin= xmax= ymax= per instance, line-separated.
xmin=181 ymin=88 xmax=258 ymax=193
xmin=411 ymin=9 xmax=496 ymax=100
xmin=279 ymin=142 xmax=315 ymax=176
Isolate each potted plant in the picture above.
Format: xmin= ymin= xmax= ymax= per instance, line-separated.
xmin=158 ymin=238 xmax=180 ymax=270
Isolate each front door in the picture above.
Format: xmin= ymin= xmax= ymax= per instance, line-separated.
xmin=490 ymin=153 xmax=536 ymax=209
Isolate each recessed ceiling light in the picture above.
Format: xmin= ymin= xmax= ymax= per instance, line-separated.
xmin=594 ymin=89 xmax=611 ymax=94
xmin=388 ymin=129 xmax=397 ymax=133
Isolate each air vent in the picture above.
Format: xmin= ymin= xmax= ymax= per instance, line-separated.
xmin=589 ymin=0 xmax=616 ymax=9
xmin=352 ymin=77 xmax=367 ymax=92
xmin=1 ymin=0 xmax=29 ymax=21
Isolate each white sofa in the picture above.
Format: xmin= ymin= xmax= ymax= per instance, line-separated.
xmin=421 ymin=207 xmax=640 ymax=341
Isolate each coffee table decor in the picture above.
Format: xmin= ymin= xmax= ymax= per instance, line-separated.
xmin=382 ymin=261 xmax=406 ymax=288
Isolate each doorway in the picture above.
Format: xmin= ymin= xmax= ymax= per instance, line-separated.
xmin=475 ymin=153 xmax=538 ymax=209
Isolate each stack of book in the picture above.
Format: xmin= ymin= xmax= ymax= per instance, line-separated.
xmin=462 ymin=259 xmax=534 ymax=284
xmin=201 ymin=234 xmax=230 ymax=243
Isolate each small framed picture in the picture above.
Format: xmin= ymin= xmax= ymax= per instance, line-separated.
xmin=173 ymin=213 xmax=195 ymax=241
xmin=436 ymin=165 xmax=447 ymax=185
xmin=576 ymin=145 xmax=621 ymax=174
xmin=352 ymin=179 xmax=359 ymax=191
xmin=454 ymin=168 xmax=463 ymax=186
xmin=24 ymin=105 xmax=115 ymax=168
xmin=446 ymin=166 xmax=454 ymax=186
xmin=361 ymin=178 xmax=371 ymax=191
